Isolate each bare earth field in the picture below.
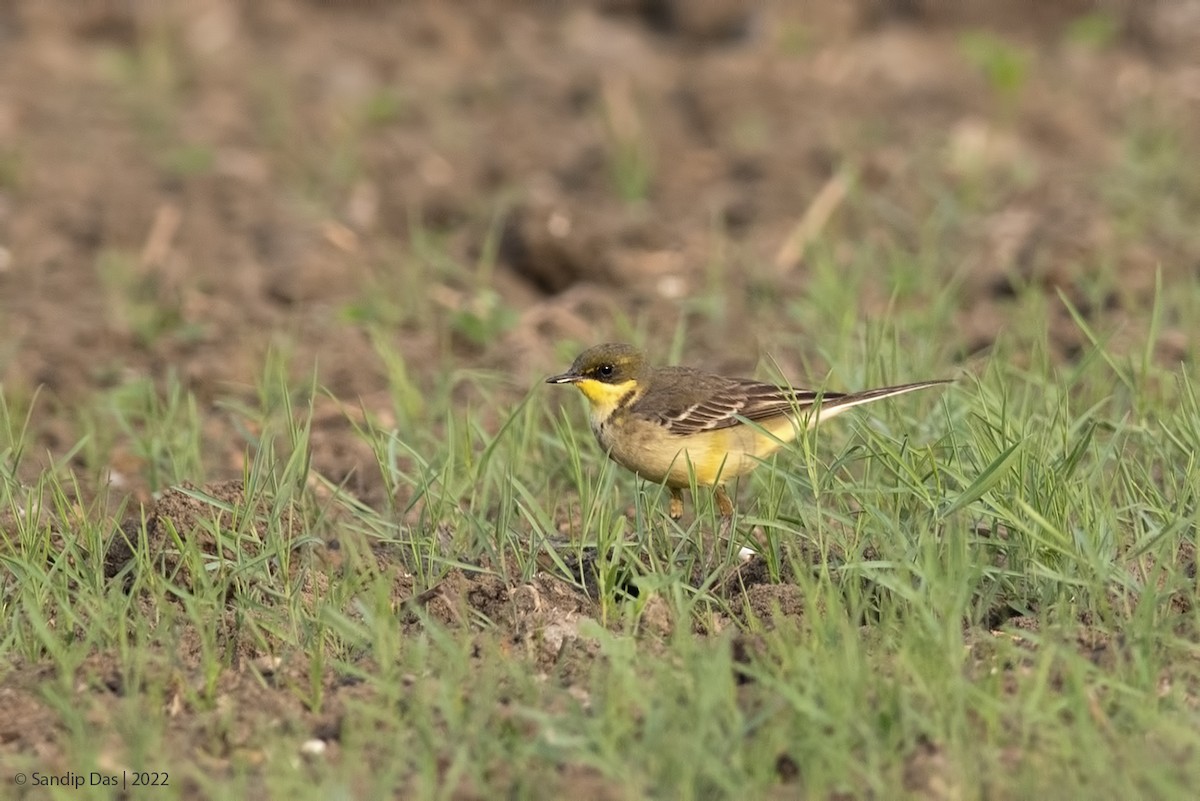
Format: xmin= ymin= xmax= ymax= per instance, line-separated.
xmin=1 ymin=1 xmax=1200 ymax=798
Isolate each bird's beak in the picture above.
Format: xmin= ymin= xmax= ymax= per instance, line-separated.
xmin=546 ymin=372 xmax=580 ymax=384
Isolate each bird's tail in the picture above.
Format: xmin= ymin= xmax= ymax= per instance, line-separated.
xmin=806 ymin=379 xmax=951 ymax=428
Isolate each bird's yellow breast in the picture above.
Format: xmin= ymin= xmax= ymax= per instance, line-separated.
xmin=600 ymin=412 xmax=801 ymax=489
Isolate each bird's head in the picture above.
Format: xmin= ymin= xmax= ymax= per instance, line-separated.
xmin=546 ymin=343 xmax=647 ymax=408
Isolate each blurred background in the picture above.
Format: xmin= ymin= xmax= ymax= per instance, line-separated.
xmin=1 ymin=0 xmax=1198 ymax=497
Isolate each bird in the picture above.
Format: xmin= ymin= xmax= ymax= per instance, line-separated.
xmin=547 ymin=343 xmax=949 ymax=519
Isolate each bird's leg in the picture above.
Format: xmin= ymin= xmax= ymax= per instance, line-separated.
xmin=712 ymin=485 xmax=737 ymax=552
xmin=714 ymin=485 xmax=734 ymax=518
xmin=668 ymin=488 xmax=685 ymax=520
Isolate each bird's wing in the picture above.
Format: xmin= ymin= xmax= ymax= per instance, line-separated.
xmin=637 ymin=368 xmax=840 ymax=436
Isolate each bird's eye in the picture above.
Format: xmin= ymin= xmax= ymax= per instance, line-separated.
xmin=597 ymin=364 xmax=615 ymax=379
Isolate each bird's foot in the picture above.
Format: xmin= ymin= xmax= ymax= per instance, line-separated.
xmin=714 ymin=486 xmax=735 ymax=518
xmin=668 ymin=489 xmax=684 ymax=520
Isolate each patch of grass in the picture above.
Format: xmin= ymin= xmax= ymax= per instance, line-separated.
xmin=1104 ymin=110 xmax=1200 ymax=249
xmin=349 ymin=209 xmax=517 ymax=349
xmin=0 ymin=146 xmax=23 ymax=190
xmin=97 ymin=19 xmax=193 ymax=143
xmin=959 ymin=30 xmax=1032 ymax=117
xmin=1065 ymin=11 xmax=1121 ymax=50
xmin=96 ymin=249 xmax=203 ymax=348
xmin=359 ymin=87 xmax=412 ymax=127
xmin=601 ymin=76 xmax=654 ymax=204
xmin=157 ymin=143 xmax=216 ymax=178
xmin=247 ymin=67 xmax=362 ymax=206
xmin=775 ymin=22 xmax=812 ymax=57
xmin=5 ymin=225 xmax=1200 ymax=799
xmin=248 ymin=75 xmax=412 ymax=211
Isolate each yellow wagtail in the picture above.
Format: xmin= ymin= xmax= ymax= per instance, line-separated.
xmin=547 ymin=343 xmax=949 ymax=519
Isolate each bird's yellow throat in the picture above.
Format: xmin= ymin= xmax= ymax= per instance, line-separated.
xmin=572 ymin=378 xmax=639 ymax=421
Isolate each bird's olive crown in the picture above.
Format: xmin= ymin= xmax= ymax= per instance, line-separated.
xmin=569 ymin=343 xmax=646 ymax=384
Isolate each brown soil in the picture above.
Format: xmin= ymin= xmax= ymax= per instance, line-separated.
xmin=2 ymin=0 xmax=1199 ymax=796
